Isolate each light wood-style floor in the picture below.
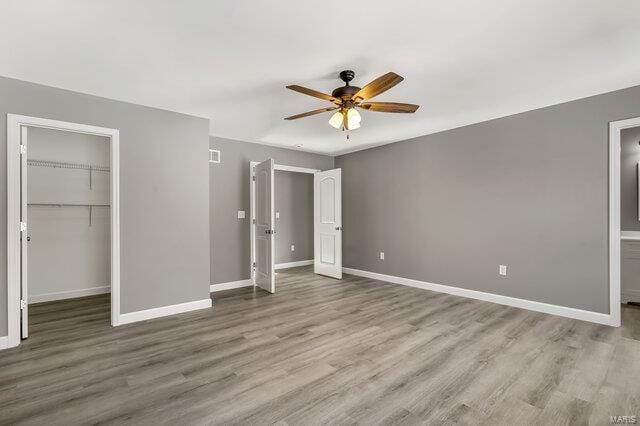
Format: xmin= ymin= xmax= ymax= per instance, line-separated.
xmin=1 ymin=266 xmax=639 ymax=425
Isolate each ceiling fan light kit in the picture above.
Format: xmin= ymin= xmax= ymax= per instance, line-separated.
xmin=285 ymin=70 xmax=419 ymax=134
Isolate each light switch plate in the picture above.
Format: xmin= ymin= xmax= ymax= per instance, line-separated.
xmin=276 ymin=212 xmax=280 ymax=219
xmin=380 ymin=252 xmax=385 ymax=260
xmin=237 ymin=210 xmax=245 ymax=219
xmin=291 ymin=245 xmax=295 ymax=251
xmin=499 ymin=265 xmax=507 ymax=276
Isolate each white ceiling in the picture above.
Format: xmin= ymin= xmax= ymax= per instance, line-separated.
xmin=1 ymin=1 xmax=640 ymax=155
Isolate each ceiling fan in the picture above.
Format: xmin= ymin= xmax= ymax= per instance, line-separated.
xmin=284 ymin=70 xmax=419 ymax=132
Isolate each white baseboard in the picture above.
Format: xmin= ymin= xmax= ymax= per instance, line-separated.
xmin=29 ymin=286 xmax=110 ymax=304
xmin=0 ymin=336 xmax=8 ymax=350
xmin=118 ymin=298 xmax=212 ymax=325
xmin=275 ymin=259 xmax=313 ymax=270
xmin=210 ymin=279 xmax=253 ymax=292
xmin=343 ymin=267 xmax=615 ymax=326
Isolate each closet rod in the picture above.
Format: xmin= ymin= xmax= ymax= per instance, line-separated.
xmin=27 ymin=159 xmax=110 ymax=172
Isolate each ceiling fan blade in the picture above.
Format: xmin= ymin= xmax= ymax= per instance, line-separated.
xmin=352 ymin=72 xmax=404 ymax=102
xmin=286 ymin=85 xmax=341 ymax=104
xmin=284 ymin=106 xmax=339 ymax=120
xmin=358 ymin=102 xmax=419 ymax=113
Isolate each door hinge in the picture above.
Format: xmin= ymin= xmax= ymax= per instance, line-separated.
xmin=20 ymin=299 xmax=27 ymax=310
xmin=252 ymin=262 xmax=256 ymax=267
xmin=20 ymin=221 xmax=27 ymax=232
xmin=265 ymin=229 xmax=276 ymax=234
xmin=252 ymin=175 xmax=256 ymax=181
xmin=252 ymin=219 xmax=256 ymax=224
xmin=20 ymin=144 xmax=27 ymax=155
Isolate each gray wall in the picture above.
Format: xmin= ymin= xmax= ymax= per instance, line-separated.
xmin=621 ymin=127 xmax=640 ymax=231
xmin=210 ymin=137 xmax=333 ymax=284
xmin=336 ymin=84 xmax=640 ymax=314
xmin=275 ymin=171 xmax=313 ymax=264
xmin=0 ymin=76 xmax=211 ymax=335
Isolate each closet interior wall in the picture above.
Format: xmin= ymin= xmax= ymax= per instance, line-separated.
xmin=274 ymin=170 xmax=314 ymax=265
xmin=27 ymin=127 xmax=111 ymax=303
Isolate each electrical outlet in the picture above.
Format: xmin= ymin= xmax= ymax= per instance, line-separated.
xmin=499 ymin=265 xmax=507 ymax=276
xmin=237 ymin=210 xmax=245 ymax=219
xmin=380 ymin=252 xmax=385 ymax=260
xmin=291 ymin=245 xmax=295 ymax=251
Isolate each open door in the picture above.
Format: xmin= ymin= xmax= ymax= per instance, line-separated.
xmin=314 ymin=168 xmax=342 ymax=279
xmin=254 ymin=159 xmax=275 ymax=293
xmin=20 ymin=126 xmax=29 ymax=339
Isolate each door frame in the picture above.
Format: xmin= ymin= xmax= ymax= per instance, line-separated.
xmin=609 ymin=116 xmax=640 ymax=328
xmin=6 ymin=114 xmax=121 ymax=348
xmin=249 ymin=161 xmax=320 ymax=284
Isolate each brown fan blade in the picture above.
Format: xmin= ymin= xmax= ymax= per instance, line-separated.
xmin=284 ymin=106 xmax=339 ymax=120
xmin=351 ymin=72 xmax=404 ymax=102
xmin=358 ymin=102 xmax=419 ymax=113
xmin=286 ymin=85 xmax=341 ymax=104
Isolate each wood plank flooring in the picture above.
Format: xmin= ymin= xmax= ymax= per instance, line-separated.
xmin=1 ymin=266 xmax=639 ymax=425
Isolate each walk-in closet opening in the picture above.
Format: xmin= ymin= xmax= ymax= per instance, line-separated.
xmin=7 ymin=114 xmax=121 ymax=349
xmin=26 ymin=127 xmax=111 ymax=337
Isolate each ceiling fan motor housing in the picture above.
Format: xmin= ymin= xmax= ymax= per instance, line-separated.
xmin=333 ymin=70 xmax=360 ymax=101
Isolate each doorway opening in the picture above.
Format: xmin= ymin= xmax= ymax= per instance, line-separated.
xmin=249 ymin=160 xmax=342 ymax=294
xmin=611 ymin=117 xmax=640 ymax=331
xmin=6 ymin=115 xmax=120 ymax=349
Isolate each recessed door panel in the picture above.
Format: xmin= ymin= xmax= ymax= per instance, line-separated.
xmin=320 ymin=234 xmax=335 ymax=264
xmin=320 ymin=178 xmax=335 ymax=223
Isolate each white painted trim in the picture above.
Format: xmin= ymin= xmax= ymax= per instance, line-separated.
xmin=210 ymin=279 xmax=253 ymax=292
xmin=118 ymin=298 xmax=212 ymax=325
xmin=6 ymin=114 xmax=121 ymax=349
xmin=621 ymin=231 xmax=640 ymax=240
xmin=29 ymin=286 xmax=110 ymax=304
xmin=274 ymin=164 xmax=320 ymax=174
xmin=343 ymin=268 xmax=616 ymax=326
xmin=275 ymin=259 xmax=314 ymax=269
xmin=250 ymin=161 xmax=257 ymax=285
xmin=0 ymin=336 xmax=8 ymax=350
xmin=609 ymin=116 xmax=640 ymax=328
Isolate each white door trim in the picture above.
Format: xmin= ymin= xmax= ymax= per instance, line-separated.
xmin=249 ymin=161 xmax=319 ymax=281
xmin=6 ymin=114 xmax=121 ymax=349
xmin=609 ymin=116 xmax=640 ymax=328
xmin=274 ymin=164 xmax=321 ymax=174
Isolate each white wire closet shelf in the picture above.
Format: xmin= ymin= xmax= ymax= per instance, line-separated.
xmin=27 ymin=159 xmax=110 ymax=172
xmin=27 ymin=159 xmax=110 ymax=189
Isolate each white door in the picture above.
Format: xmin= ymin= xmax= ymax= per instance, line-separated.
xmin=20 ymin=126 xmax=29 ymax=339
xmin=254 ymin=159 xmax=275 ymax=293
xmin=314 ymin=168 xmax=342 ymax=279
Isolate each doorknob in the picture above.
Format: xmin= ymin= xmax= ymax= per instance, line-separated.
xmin=265 ymin=229 xmax=276 ymax=234
xmin=26 ymin=236 xmax=31 ymax=242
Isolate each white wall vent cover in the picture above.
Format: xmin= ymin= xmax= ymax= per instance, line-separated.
xmin=209 ymin=149 xmax=220 ymax=164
